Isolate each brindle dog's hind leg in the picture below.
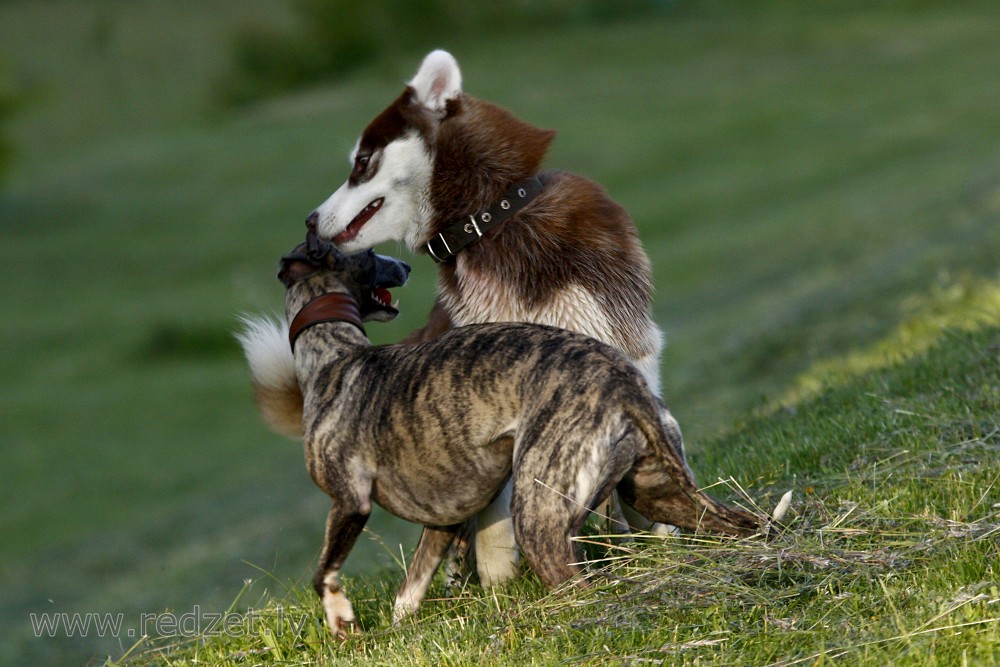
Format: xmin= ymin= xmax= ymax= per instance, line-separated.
xmin=510 ymin=423 xmax=640 ymax=588
xmin=313 ymin=502 xmax=370 ymax=639
xmin=393 ymin=524 xmax=461 ymax=623
xmin=510 ymin=478 xmax=588 ymax=588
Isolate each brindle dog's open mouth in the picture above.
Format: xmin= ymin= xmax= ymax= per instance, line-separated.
xmin=334 ymin=197 xmax=384 ymax=245
xmin=370 ymin=286 xmax=394 ymax=309
xmin=359 ymin=276 xmax=399 ymax=320
xmin=280 ymin=231 xmax=407 ymax=321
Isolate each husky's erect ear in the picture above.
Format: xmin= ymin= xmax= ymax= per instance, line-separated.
xmin=409 ymin=50 xmax=462 ymax=114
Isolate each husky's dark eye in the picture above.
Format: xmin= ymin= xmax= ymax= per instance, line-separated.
xmin=348 ymin=146 xmax=378 ymax=185
xmin=350 ymin=152 xmax=373 ymax=183
xmin=354 ymin=153 xmax=371 ymax=173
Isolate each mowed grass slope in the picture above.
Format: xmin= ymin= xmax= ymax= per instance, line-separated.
xmin=1 ymin=1 xmax=999 ymax=664
xmin=120 ymin=319 xmax=1000 ymax=666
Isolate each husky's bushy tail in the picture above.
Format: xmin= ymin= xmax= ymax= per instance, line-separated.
xmin=236 ymin=315 xmax=303 ymax=438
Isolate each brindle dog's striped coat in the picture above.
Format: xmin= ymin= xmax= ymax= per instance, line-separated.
xmin=240 ymin=239 xmax=760 ymax=639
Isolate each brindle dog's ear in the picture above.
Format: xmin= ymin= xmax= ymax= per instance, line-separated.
xmin=278 ymin=259 xmax=318 ymax=287
xmin=278 ymin=243 xmax=320 ymax=287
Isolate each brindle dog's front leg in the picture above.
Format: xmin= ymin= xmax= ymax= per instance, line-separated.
xmin=393 ymin=524 xmax=461 ymax=623
xmin=313 ymin=501 xmax=369 ymax=639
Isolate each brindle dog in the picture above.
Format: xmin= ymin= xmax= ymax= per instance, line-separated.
xmin=240 ymin=235 xmax=762 ymax=639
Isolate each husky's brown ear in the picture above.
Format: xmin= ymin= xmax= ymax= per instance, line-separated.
xmin=410 ymin=50 xmax=462 ymax=114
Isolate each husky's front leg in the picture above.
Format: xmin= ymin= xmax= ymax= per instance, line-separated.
xmin=313 ymin=501 xmax=370 ymax=639
xmin=393 ymin=524 xmax=460 ymax=622
xmin=474 ymin=479 xmax=520 ymax=585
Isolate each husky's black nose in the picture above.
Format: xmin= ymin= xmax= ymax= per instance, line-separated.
xmin=305 ymin=211 xmax=319 ymax=234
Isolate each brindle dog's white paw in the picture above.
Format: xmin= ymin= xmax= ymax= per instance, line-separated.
xmin=323 ymin=589 xmax=358 ymax=640
xmin=392 ymin=598 xmax=416 ymax=626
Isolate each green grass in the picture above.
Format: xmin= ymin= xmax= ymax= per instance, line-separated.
xmin=2 ymin=1 xmax=1000 ymax=664
xmin=117 ymin=321 xmax=1000 ymax=665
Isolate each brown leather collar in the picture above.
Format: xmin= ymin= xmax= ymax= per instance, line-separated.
xmin=288 ymin=292 xmax=365 ymax=351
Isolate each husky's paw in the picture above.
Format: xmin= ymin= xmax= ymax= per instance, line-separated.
xmin=650 ymin=522 xmax=681 ymax=537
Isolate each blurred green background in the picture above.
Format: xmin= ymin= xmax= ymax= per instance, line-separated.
xmin=2 ymin=1 xmax=999 ymax=664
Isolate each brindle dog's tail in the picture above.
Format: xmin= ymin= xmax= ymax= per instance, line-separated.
xmin=625 ymin=399 xmax=762 ymax=538
xmin=236 ymin=314 xmax=304 ymax=438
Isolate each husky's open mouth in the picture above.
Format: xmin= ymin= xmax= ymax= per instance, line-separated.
xmin=334 ymin=198 xmax=384 ymax=245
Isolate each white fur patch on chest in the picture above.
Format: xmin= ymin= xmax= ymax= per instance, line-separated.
xmin=444 ymin=260 xmax=664 ymax=395
xmin=445 ymin=265 xmax=614 ymax=344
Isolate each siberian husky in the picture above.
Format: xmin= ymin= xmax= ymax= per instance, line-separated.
xmin=306 ymin=50 xmax=670 ymax=584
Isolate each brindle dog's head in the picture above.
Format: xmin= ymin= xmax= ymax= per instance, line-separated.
xmin=278 ymin=233 xmax=411 ymax=322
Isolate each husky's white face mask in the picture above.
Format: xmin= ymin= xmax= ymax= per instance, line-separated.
xmin=310 ymin=50 xmax=462 ymax=253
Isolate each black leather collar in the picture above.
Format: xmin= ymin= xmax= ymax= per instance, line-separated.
xmin=425 ymin=176 xmax=543 ymax=263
